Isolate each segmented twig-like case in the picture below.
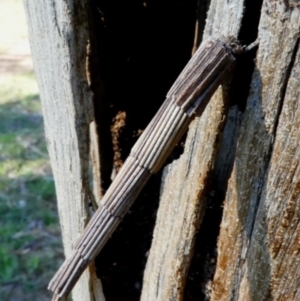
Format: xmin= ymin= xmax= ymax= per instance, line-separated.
xmin=49 ymin=38 xmax=241 ymax=301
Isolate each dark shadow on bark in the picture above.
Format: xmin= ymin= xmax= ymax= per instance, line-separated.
xmin=228 ymin=69 xmax=272 ymax=300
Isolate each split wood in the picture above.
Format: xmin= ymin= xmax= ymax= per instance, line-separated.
xmin=48 ymin=37 xmax=255 ymax=301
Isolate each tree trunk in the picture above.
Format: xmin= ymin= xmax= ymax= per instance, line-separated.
xmin=210 ymin=2 xmax=300 ymax=300
xmin=22 ymin=1 xmax=104 ymax=300
xmin=23 ymin=0 xmax=300 ymax=301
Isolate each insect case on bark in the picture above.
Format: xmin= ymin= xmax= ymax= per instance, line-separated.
xmin=48 ymin=37 xmax=254 ymax=301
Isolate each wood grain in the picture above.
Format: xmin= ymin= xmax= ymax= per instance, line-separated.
xmin=211 ymin=1 xmax=300 ymax=300
xmin=22 ymin=1 xmax=104 ymax=300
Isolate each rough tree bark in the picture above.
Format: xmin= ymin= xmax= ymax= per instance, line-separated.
xmin=211 ymin=2 xmax=300 ymax=300
xmin=22 ymin=1 xmax=104 ymax=300
xmin=23 ymin=0 xmax=300 ymax=301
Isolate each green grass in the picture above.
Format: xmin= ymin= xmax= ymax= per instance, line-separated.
xmin=0 ymin=1 xmax=64 ymax=299
xmin=0 ymin=66 xmax=64 ymax=301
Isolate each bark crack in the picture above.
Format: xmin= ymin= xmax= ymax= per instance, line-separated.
xmin=247 ymin=36 xmax=300 ymax=242
xmin=272 ymin=36 xmax=300 ymax=142
xmin=50 ymin=0 xmax=61 ymax=37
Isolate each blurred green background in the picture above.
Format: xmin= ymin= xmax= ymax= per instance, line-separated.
xmin=0 ymin=0 xmax=64 ymax=300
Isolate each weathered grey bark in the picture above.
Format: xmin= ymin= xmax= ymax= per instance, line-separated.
xmin=22 ymin=1 xmax=104 ymax=301
xmin=211 ymin=2 xmax=300 ymax=300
